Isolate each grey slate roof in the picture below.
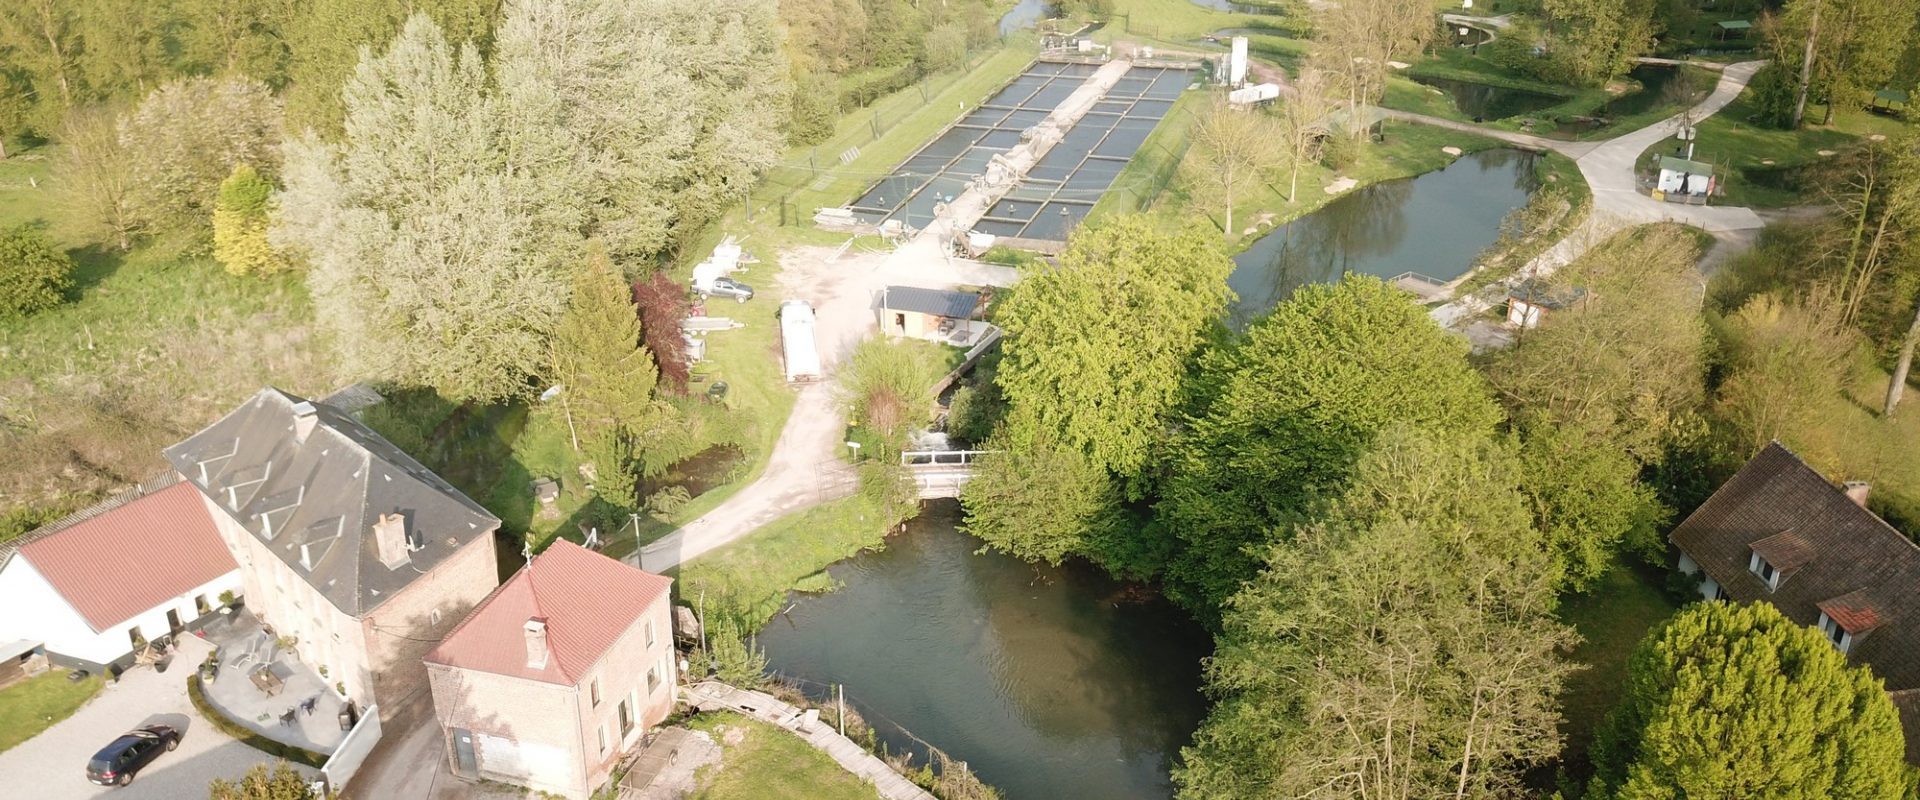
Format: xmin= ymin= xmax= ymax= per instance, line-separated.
xmin=163 ymin=388 xmax=500 ymax=618
xmin=882 ymin=286 xmax=981 ymax=319
xmin=1669 ymin=441 xmax=1920 ymax=763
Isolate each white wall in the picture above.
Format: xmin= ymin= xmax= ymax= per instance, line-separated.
xmin=0 ymin=555 xmax=239 ymax=666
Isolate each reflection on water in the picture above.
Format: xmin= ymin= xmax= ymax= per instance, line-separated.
xmin=1413 ymin=75 xmax=1562 ymax=121
xmin=998 ymin=0 xmax=1053 ymax=36
xmin=758 ymin=501 xmax=1211 ymax=800
xmin=1228 ymin=148 xmax=1538 ymax=327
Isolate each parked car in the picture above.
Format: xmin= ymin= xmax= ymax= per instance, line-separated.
xmin=86 ymin=725 xmax=180 ymax=786
xmin=703 ymin=276 xmax=754 ymax=303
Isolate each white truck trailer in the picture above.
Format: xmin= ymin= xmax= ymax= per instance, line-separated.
xmin=778 ymin=300 xmax=823 ymax=382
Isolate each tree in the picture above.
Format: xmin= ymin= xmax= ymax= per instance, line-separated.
xmin=0 ymin=224 xmax=74 ymax=319
xmin=993 ymin=216 xmax=1234 ymax=480
xmin=51 ymin=106 xmax=138 ymax=251
xmin=1186 ymin=100 xmax=1285 ymax=239
xmin=274 ymin=15 xmax=562 ymax=404
xmin=213 ymin=164 xmax=284 ymax=276
xmin=1774 ymin=0 xmax=1920 ymax=127
xmin=551 ymin=247 xmax=671 ymax=453
xmin=1177 ymin=428 xmax=1574 ymax=799
xmin=0 ymin=68 xmax=32 ymax=159
xmin=1275 ymin=69 xmax=1333 ymax=204
xmin=1159 ymin=276 xmax=1503 ymax=614
xmin=1713 ymin=294 xmax=1856 ymax=458
xmin=923 ymin=23 xmax=968 ymax=72
xmin=119 ymin=76 xmax=283 ymax=236
xmin=1313 ymin=0 xmax=1431 ymax=125
xmin=1589 ymin=601 xmax=1909 ymax=799
xmin=1888 ymin=297 xmax=1920 ymax=417
xmin=961 ymin=429 xmax=1122 ymax=567
xmin=0 ymin=0 xmax=81 ymax=123
xmin=173 ymin=0 xmax=292 ymax=82
xmin=208 ymin=761 xmax=313 ymax=800
xmin=1540 ymin=0 xmax=1661 ymax=86
xmin=842 ymin=337 xmax=942 ymax=455
xmin=631 ymin=271 xmax=692 ymax=393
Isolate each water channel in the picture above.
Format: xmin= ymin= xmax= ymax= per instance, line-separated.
xmin=998 ymin=0 xmax=1054 ymax=36
xmin=1227 ymin=148 xmax=1538 ymax=326
xmin=758 ymin=501 xmax=1212 ymax=800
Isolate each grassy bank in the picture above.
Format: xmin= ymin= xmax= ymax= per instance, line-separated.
xmin=676 ymin=494 xmax=903 ymax=628
xmin=685 ymin=714 xmax=876 ymax=800
xmin=1642 ymin=90 xmax=1909 ymax=208
xmin=0 ymin=672 xmax=104 ymax=753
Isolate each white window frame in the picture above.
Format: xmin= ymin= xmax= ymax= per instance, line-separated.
xmin=597 ymin=724 xmax=607 ymax=755
xmin=645 ymin=618 xmax=655 ymax=648
xmin=1748 ymin=551 xmax=1780 ymax=591
xmin=590 ymin=677 xmax=601 ymax=707
xmin=1816 ymin=612 xmax=1853 ymax=654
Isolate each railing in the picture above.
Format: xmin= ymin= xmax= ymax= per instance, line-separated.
xmin=900 ymin=450 xmax=995 ymax=467
xmin=1387 ymin=271 xmax=1449 ymax=288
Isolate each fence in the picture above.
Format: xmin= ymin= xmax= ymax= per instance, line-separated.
xmin=768 ymin=673 xmax=985 ymax=788
xmin=321 ymin=704 xmax=383 ymax=794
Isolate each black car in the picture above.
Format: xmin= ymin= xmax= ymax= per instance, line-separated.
xmin=86 ymin=725 xmax=180 ymax=786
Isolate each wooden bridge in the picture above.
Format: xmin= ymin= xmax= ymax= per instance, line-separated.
xmin=901 ymin=450 xmax=991 ymax=499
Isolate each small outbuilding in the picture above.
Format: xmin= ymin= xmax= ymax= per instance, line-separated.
xmin=879 ymin=286 xmax=985 ymax=346
xmin=1714 ymin=19 xmax=1750 ymax=40
xmin=1655 ymin=155 xmax=1714 ymax=199
xmin=1506 ymin=278 xmax=1587 ymax=329
xmin=1873 ymin=88 xmax=1910 ymax=113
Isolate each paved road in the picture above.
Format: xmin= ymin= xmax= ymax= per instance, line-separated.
xmin=0 ymin=636 xmax=313 ymax=800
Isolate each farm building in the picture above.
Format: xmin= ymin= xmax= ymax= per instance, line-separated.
xmin=878 ymin=286 xmax=987 ymax=345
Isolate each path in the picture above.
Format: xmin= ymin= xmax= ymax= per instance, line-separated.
xmin=684 ymin=681 xmax=937 ymax=800
xmin=1376 ymin=108 xmax=1600 ymax=158
xmin=1430 ymin=61 xmax=1769 ymax=339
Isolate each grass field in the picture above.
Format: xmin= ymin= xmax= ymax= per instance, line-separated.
xmin=1643 ymin=90 xmax=1910 ymax=208
xmin=686 ymin=714 xmax=877 ymax=800
xmin=675 ymin=493 xmax=901 ymax=628
xmin=1552 ymin=559 xmax=1684 ymax=791
xmin=0 ymin=672 xmax=105 ymax=754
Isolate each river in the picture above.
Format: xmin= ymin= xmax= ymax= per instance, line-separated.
xmin=1227 ymin=147 xmax=1539 ymax=326
xmin=758 ymin=501 xmax=1212 ymax=800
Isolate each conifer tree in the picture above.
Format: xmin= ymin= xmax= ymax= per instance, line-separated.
xmin=213 ymin=164 xmax=283 ymax=276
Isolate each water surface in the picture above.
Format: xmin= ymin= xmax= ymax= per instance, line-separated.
xmin=998 ymin=0 xmax=1053 ymax=36
xmin=1228 ymin=148 xmax=1537 ymax=326
xmin=1412 ymin=75 xmax=1562 ymax=121
xmin=758 ymin=501 xmax=1211 ymax=800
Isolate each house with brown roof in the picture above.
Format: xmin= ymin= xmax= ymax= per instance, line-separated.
xmin=0 ymin=477 xmax=240 ymax=670
xmin=424 ymin=540 xmax=677 ymax=800
xmin=1671 ymin=441 xmax=1920 ymax=763
xmin=164 ymin=388 xmax=503 ymax=722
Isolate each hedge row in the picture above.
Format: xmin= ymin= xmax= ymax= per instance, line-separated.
xmin=186 ymin=674 xmax=330 ymax=769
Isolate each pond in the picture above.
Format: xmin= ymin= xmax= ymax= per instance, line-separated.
xmin=1188 ymin=0 xmax=1288 ymax=14
xmin=1227 ymin=148 xmax=1538 ymax=326
xmin=998 ymin=0 xmax=1053 ymax=36
xmin=758 ymin=501 xmax=1212 ymax=800
xmin=1600 ymin=64 xmax=1691 ymax=118
xmin=1412 ymin=75 xmax=1563 ymax=121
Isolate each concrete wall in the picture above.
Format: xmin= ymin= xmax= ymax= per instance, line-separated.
xmin=426 ymin=591 xmax=677 ymax=800
xmin=0 ymin=554 xmax=240 ymax=667
xmin=363 ymin=531 xmax=499 ymax=721
xmin=321 ymin=703 xmax=383 ymax=794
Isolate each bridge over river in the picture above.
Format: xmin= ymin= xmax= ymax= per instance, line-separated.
xmin=902 ymin=450 xmax=989 ymax=499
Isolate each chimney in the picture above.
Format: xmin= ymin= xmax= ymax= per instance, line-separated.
xmin=1843 ymin=481 xmax=1871 ymax=508
xmin=373 ymin=512 xmax=411 ymax=569
xmin=292 ymin=401 xmax=319 ymax=443
xmin=524 ymin=618 xmax=550 ymax=670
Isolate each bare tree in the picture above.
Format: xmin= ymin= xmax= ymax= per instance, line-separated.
xmin=1186 ymin=100 xmax=1284 ymax=239
xmin=1887 ymin=299 xmax=1920 ymax=417
xmin=51 ymin=106 xmax=138 ymax=251
xmin=1276 ymin=69 xmax=1333 ymax=204
xmin=1313 ymin=0 xmax=1431 ymax=137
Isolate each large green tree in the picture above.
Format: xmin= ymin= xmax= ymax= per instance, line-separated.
xmin=1159 ymin=276 xmax=1503 ymax=613
xmin=992 ymin=216 xmax=1234 ymax=480
xmin=551 ymin=247 xmax=674 ymax=507
xmin=1771 ymin=0 xmax=1920 ymax=127
xmin=1540 ymin=0 xmax=1660 ymax=86
xmin=1178 ymin=428 xmax=1574 ymax=799
xmin=1589 ymin=601 xmax=1910 ymax=799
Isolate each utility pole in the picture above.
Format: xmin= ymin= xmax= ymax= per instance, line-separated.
xmin=1792 ymin=1 xmax=1821 ymax=128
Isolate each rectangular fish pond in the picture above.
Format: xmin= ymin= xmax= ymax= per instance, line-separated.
xmin=847 ymin=61 xmax=1192 ymax=244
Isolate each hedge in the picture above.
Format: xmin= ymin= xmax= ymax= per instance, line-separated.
xmin=186 ymin=674 xmax=329 ymax=769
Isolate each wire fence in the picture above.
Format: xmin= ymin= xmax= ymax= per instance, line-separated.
xmin=767 ymin=671 xmax=988 ymax=788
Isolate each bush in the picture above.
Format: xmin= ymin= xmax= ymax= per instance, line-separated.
xmin=186 ymin=675 xmax=329 ymax=768
xmin=213 ymin=164 xmax=285 ymax=276
xmin=1319 ymin=131 xmax=1360 ymax=171
xmin=0 ymin=225 xmax=75 ymax=319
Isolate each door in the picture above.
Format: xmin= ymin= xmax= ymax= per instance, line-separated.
xmin=451 ymin=729 xmax=477 ymax=776
xmin=166 ymin=609 xmax=184 ymax=635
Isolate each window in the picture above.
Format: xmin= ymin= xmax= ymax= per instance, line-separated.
xmin=429 ymin=608 xmax=441 ymax=626
xmin=645 ymin=618 xmax=655 ymax=648
xmin=648 ymin=663 xmax=660 ymax=694
xmin=194 ymin=594 xmax=211 ymax=615
xmin=597 ymin=725 xmax=607 ymax=756
xmin=1748 ymin=551 xmax=1780 ymax=591
xmin=619 ymin=698 xmax=634 ymax=737
xmin=590 ymin=678 xmax=601 ymax=707
xmin=1817 ymin=613 xmax=1853 ymax=654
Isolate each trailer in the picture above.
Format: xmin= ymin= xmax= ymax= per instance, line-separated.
xmin=778 ymin=300 xmax=823 ymax=382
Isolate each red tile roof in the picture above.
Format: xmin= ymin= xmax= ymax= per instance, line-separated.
xmin=1817 ymin=589 xmax=1886 ymax=634
xmin=425 ymin=540 xmax=672 ymax=686
xmin=17 ymin=482 xmax=237 ymax=632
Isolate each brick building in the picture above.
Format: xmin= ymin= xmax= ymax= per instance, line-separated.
xmin=425 ymin=540 xmax=677 ymax=800
xmin=164 ymin=388 xmax=502 ymax=722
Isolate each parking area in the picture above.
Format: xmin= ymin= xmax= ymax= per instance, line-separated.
xmin=0 ymin=635 xmax=313 ymax=799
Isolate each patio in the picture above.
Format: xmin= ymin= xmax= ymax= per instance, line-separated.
xmin=194 ymin=611 xmax=347 ymax=754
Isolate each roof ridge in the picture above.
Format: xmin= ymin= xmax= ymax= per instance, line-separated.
xmin=522 ymin=542 xmax=572 ymax=681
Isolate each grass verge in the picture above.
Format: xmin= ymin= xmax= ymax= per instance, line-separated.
xmin=0 ymin=671 xmax=103 ymax=753
xmin=685 ymin=713 xmax=876 ymax=800
xmin=675 ymin=494 xmax=901 ymax=629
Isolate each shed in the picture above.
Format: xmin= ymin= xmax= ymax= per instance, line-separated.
xmin=1506 ymin=278 xmax=1586 ymax=329
xmin=879 ymin=286 xmax=985 ymax=345
xmin=1714 ymin=19 xmax=1750 ymax=40
xmin=1656 ymin=155 xmax=1714 ymax=197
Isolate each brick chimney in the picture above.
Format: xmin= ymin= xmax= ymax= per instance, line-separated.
xmin=373 ymin=512 xmax=411 ymax=569
xmin=524 ymin=618 xmax=550 ymax=670
xmin=292 ymin=401 xmax=319 ymax=443
xmin=1843 ymin=481 xmax=1871 ymax=508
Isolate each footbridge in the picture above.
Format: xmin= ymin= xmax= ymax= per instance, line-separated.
xmin=902 ymin=450 xmax=991 ymax=499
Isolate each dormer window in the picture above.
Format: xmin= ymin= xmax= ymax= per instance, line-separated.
xmin=1748 ymin=551 xmax=1780 ymax=591
xmin=1816 ymin=612 xmax=1853 ymax=655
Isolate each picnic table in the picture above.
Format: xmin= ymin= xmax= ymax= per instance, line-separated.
xmin=250 ymin=665 xmax=284 ymax=696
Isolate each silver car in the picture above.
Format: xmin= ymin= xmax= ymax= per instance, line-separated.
xmin=704 ymin=276 xmax=754 ymax=303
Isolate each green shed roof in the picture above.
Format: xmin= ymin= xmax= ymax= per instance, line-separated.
xmin=1876 ymin=88 xmax=1911 ymax=104
xmin=1716 ymin=19 xmax=1751 ymax=30
xmin=1660 ymin=156 xmax=1714 ymax=177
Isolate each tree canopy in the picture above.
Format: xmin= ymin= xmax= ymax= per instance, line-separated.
xmin=1589 ymin=601 xmax=1911 ymax=799
xmin=0 ymin=225 xmax=74 ymax=320
xmin=1159 ymin=276 xmax=1503 ymax=614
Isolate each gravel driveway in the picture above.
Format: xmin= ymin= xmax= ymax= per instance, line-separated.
xmin=0 ymin=635 xmax=314 ymax=800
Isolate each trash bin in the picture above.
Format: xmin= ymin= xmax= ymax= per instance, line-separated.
xmin=338 ymin=703 xmax=358 ymax=731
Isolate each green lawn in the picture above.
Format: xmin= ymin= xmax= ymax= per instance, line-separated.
xmin=676 ymin=494 xmax=899 ymax=628
xmin=0 ymin=672 xmax=105 ymax=753
xmin=1642 ymin=90 xmax=1911 ymax=208
xmin=1552 ymin=558 xmax=1684 ymax=790
xmin=686 ymin=714 xmax=877 ymax=800
xmin=1095 ymin=0 xmax=1294 ymax=49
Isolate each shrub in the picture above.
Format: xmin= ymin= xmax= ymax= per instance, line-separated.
xmin=213 ymin=164 xmax=285 ymax=276
xmin=120 ymin=76 xmax=282 ymax=237
xmin=186 ymin=675 xmax=329 ymax=769
xmin=1319 ymin=130 xmax=1360 ymax=171
xmin=0 ymin=225 xmax=75 ymax=319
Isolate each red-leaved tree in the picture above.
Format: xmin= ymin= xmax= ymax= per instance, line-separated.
xmin=632 ymin=271 xmax=692 ymax=393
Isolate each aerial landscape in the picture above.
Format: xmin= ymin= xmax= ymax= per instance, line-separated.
xmin=2 ymin=0 xmax=1920 ymax=798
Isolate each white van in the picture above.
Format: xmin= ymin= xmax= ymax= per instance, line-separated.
xmin=778 ymin=301 xmax=823 ymax=382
